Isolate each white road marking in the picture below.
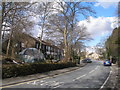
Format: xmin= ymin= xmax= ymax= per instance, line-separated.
xmin=27 ymin=80 xmax=41 ymax=85
xmin=89 ymin=70 xmax=95 ymax=74
xmin=99 ymin=70 xmax=112 ymax=89
xmin=48 ymin=81 xmax=58 ymax=86
xmin=40 ymin=80 xmax=44 ymax=83
xmin=53 ymin=82 xmax=60 ymax=86
xmin=53 ymin=82 xmax=64 ymax=88
xmin=40 ymin=81 xmax=55 ymax=86
xmin=73 ymin=74 xmax=87 ymax=81
xmin=40 ymin=82 xmax=49 ymax=86
xmin=88 ymin=66 xmax=100 ymax=74
xmin=95 ymin=66 xmax=100 ymax=70
xmin=34 ymin=80 xmax=64 ymax=88
xmin=53 ymin=85 xmax=62 ymax=88
xmin=72 ymin=65 xmax=100 ymax=81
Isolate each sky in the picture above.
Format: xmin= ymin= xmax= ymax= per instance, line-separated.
xmin=77 ymin=1 xmax=119 ymax=53
xmin=31 ymin=0 xmax=119 ymax=53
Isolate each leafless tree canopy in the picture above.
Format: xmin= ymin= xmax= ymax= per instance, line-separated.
xmin=1 ymin=2 xmax=35 ymax=57
xmin=43 ymin=2 xmax=96 ymax=60
xmin=1 ymin=1 xmax=96 ymax=61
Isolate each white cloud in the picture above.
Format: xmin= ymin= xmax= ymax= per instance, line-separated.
xmin=86 ymin=46 xmax=96 ymax=53
xmin=78 ymin=16 xmax=118 ymax=38
xmin=94 ymin=0 xmax=119 ymax=8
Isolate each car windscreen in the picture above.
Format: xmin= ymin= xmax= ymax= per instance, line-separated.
xmin=33 ymin=49 xmax=39 ymax=55
xmin=24 ymin=49 xmax=33 ymax=55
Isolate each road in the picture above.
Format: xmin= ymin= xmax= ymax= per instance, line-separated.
xmin=2 ymin=60 xmax=111 ymax=89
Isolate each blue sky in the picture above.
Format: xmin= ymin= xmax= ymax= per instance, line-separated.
xmin=80 ymin=2 xmax=118 ymax=48
xmin=94 ymin=3 xmax=117 ymax=17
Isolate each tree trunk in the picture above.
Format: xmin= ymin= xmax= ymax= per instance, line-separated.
xmin=70 ymin=24 xmax=73 ymax=61
xmin=39 ymin=22 xmax=44 ymax=52
xmin=6 ymin=3 xmax=16 ymax=57
xmin=64 ymin=28 xmax=67 ymax=59
xmin=63 ymin=18 xmax=69 ymax=62
xmin=6 ymin=36 xmax=11 ymax=56
xmin=11 ymin=46 xmax=15 ymax=58
xmin=38 ymin=3 xmax=47 ymax=53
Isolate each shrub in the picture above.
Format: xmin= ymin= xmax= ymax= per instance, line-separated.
xmin=2 ymin=62 xmax=76 ymax=79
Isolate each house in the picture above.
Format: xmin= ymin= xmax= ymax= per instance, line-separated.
xmin=35 ymin=38 xmax=64 ymax=60
xmin=2 ymin=33 xmax=64 ymax=61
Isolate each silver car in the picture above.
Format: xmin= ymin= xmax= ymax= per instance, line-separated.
xmin=19 ymin=48 xmax=45 ymax=63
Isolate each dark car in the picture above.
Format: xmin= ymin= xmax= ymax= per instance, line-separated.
xmin=82 ymin=58 xmax=92 ymax=63
xmin=103 ymin=60 xmax=112 ymax=66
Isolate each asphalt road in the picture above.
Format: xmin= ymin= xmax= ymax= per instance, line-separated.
xmin=3 ymin=60 xmax=111 ymax=89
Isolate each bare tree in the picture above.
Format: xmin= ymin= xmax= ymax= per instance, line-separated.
xmin=72 ymin=24 xmax=92 ymax=56
xmin=33 ymin=2 xmax=53 ymax=51
xmin=1 ymin=2 xmax=35 ymax=57
xmin=45 ymin=1 xmax=95 ymax=62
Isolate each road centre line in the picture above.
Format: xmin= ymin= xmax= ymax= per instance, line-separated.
xmin=89 ymin=70 xmax=95 ymax=74
xmin=72 ymin=65 xmax=100 ymax=81
xmin=76 ymin=74 xmax=87 ymax=79
xmin=1 ymin=67 xmax=84 ymax=88
xmin=73 ymin=74 xmax=87 ymax=81
xmin=88 ymin=66 xmax=99 ymax=74
xmin=95 ymin=66 xmax=100 ymax=69
xmin=73 ymin=65 xmax=100 ymax=80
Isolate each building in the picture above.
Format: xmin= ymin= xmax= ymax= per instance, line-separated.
xmin=86 ymin=52 xmax=99 ymax=60
xmin=2 ymin=33 xmax=64 ymax=61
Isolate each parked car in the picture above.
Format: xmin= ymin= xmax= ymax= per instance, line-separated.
xmin=103 ymin=60 xmax=112 ymax=66
xmin=19 ymin=48 xmax=45 ymax=63
xmin=82 ymin=58 xmax=92 ymax=63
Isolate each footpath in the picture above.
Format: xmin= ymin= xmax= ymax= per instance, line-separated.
xmin=103 ymin=63 xmax=119 ymax=90
xmin=1 ymin=62 xmax=86 ymax=87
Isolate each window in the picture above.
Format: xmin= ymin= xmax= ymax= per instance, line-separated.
xmin=35 ymin=42 xmax=39 ymax=49
xmin=21 ymin=43 xmax=25 ymax=48
xmin=51 ymin=47 xmax=54 ymax=52
xmin=46 ymin=46 xmax=50 ymax=51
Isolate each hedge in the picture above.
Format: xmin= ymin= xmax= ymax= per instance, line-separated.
xmin=2 ymin=62 xmax=76 ymax=79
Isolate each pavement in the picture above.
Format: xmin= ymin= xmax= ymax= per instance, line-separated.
xmin=2 ymin=62 xmax=86 ymax=87
xmin=116 ymin=67 xmax=120 ymax=89
xmin=103 ymin=63 xmax=119 ymax=89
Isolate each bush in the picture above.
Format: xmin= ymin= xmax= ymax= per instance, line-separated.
xmin=2 ymin=62 xmax=76 ymax=79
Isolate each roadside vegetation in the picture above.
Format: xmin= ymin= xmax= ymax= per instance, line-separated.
xmin=2 ymin=61 xmax=76 ymax=79
xmin=105 ymin=27 xmax=120 ymax=66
